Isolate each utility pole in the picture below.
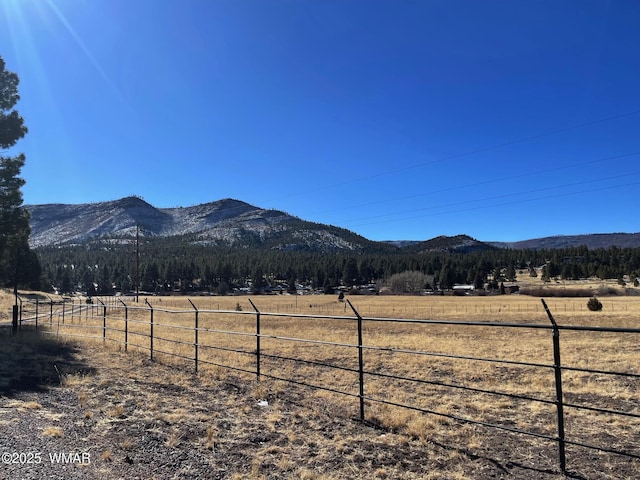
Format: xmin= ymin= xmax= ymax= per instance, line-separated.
xmin=136 ymin=225 xmax=140 ymax=303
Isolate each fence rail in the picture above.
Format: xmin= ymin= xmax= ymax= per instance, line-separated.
xmin=12 ymin=295 xmax=640 ymax=476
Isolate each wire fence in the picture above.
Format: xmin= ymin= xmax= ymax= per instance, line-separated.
xmin=13 ymin=295 xmax=640 ymax=476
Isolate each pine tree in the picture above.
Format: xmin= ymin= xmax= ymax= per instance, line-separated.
xmin=0 ymin=56 xmax=38 ymax=288
xmin=342 ymin=258 xmax=359 ymax=287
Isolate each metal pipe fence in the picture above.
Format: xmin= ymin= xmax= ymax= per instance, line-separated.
xmin=13 ymin=295 xmax=640 ymax=475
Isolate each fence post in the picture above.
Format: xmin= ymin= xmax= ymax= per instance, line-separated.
xmin=18 ymin=297 xmax=23 ymax=331
xmin=35 ymin=298 xmax=39 ymax=331
xmin=248 ymin=299 xmax=261 ymax=381
xmin=61 ymin=300 xmax=66 ymax=325
xmin=145 ymin=299 xmax=154 ymax=360
xmin=347 ymin=300 xmax=365 ymax=422
xmin=541 ymin=299 xmax=567 ymax=474
xmin=119 ymin=299 xmax=128 ymax=352
xmin=56 ymin=301 xmax=61 ymax=336
xmin=49 ymin=298 xmax=53 ymax=326
xmin=189 ymin=299 xmax=199 ymax=373
xmin=12 ymin=304 xmax=18 ymax=334
xmin=97 ymin=299 xmax=106 ymax=344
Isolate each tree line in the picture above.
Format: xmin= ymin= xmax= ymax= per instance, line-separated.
xmin=34 ymin=239 xmax=640 ymax=295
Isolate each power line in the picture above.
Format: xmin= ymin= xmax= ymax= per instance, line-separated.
xmin=312 ymin=151 xmax=640 ymax=216
xmin=262 ymin=108 xmax=640 ymax=207
xmin=344 ymin=179 xmax=640 ymax=229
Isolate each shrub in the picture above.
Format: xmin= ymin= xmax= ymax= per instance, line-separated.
xmin=587 ymin=297 xmax=603 ymax=312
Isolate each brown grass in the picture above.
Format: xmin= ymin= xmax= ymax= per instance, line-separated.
xmin=3 ymin=287 xmax=640 ymax=478
xmin=42 ymin=426 xmax=63 ymax=437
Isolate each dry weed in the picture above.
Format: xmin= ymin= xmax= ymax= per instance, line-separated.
xmin=107 ymin=404 xmax=125 ymax=418
xmin=4 ymin=399 xmax=42 ymax=410
xmin=42 ymin=426 xmax=63 ymax=437
xmin=165 ymin=429 xmax=184 ymax=448
xmin=204 ymin=425 xmax=216 ymax=450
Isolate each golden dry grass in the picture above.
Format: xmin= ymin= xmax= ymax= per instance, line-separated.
xmin=41 ymin=426 xmax=64 ymax=437
xmin=3 ymin=287 xmax=640 ymax=477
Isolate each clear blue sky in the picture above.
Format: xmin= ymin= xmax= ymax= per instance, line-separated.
xmin=1 ymin=0 xmax=639 ymax=242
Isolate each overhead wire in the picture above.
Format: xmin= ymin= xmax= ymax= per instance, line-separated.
xmin=345 ymin=178 xmax=640 ymax=228
xmin=311 ymin=150 xmax=640 ymax=216
xmin=261 ymin=108 xmax=640 ymax=210
xmin=136 ymin=108 xmax=640 ymax=227
xmin=41 ymin=108 xmax=640 ymax=239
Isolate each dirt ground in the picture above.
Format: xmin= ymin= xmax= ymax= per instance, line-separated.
xmin=0 ymin=329 xmax=637 ymax=480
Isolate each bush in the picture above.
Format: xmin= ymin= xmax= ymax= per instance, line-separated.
xmin=587 ymin=297 xmax=603 ymax=312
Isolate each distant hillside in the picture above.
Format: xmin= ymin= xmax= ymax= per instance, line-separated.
xmin=26 ymin=196 xmax=395 ymax=254
xmin=25 ymin=196 xmax=640 ymax=253
xmin=401 ymin=235 xmax=498 ymax=254
xmin=490 ymin=233 xmax=640 ymax=250
xmin=383 ymin=240 xmax=421 ymax=249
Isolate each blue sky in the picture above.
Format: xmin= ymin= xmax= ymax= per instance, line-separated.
xmin=1 ymin=0 xmax=639 ymax=242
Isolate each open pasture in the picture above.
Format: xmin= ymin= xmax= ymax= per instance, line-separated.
xmin=28 ymin=292 xmax=638 ymax=477
xmin=5 ymin=290 xmax=640 ymax=477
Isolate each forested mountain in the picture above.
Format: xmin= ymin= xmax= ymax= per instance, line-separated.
xmin=491 ymin=233 xmax=640 ymax=250
xmin=402 ymin=235 xmax=497 ymax=254
xmin=26 ymin=196 xmax=393 ymax=253
xmin=27 ymin=196 xmax=640 ymax=251
xmin=26 ymin=196 xmax=640 ymax=295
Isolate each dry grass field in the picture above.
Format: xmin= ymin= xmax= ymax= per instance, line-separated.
xmin=1 ymin=288 xmax=639 ymax=479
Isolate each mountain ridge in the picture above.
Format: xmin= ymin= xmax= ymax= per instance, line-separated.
xmin=488 ymin=232 xmax=640 ymax=250
xmin=25 ymin=196 xmax=392 ymax=253
xmin=25 ymin=196 xmax=640 ymax=251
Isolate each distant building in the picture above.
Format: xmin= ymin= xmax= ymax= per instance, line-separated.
xmin=453 ymin=285 xmax=475 ymax=295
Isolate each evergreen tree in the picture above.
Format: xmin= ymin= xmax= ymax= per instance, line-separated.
xmin=60 ymin=269 xmax=73 ymax=294
xmin=342 ymin=258 xmax=359 ymax=287
xmin=81 ymin=268 xmax=96 ymax=296
xmin=438 ymin=263 xmax=454 ymax=290
xmin=287 ymin=273 xmax=297 ymax=294
xmin=251 ymin=266 xmax=266 ymax=293
xmin=473 ymin=271 xmax=485 ymax=290
xmin=505 ymin=265 xmax=516 ymax=281
xmin=98 ymin=265 xmax=115 ymax=294
xmin=0 ymin=56 xmax=37 ymax=288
